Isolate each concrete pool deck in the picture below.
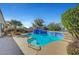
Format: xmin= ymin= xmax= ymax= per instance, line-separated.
xmin=13 ymin=32 xmax=73 ymax=55
xmin=0 ymin=36 xmax=23 ymax=55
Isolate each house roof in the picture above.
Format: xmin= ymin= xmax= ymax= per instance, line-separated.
xmin=0 ymin=9 xmax=5 ymax=25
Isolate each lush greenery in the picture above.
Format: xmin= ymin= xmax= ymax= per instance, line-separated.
xmin=62 ymin=6 xmax=79 ymax=40
xmin=32 ymin=18 xmax=63 ymax=31
xmin=9 ymin=20 xmax=23 ymax=32
xmin=47 ymin=23 xmax=62 ymax=31
xmin=62 ymin=6 xmax=79 ymax=54
xmin=10 ymin=20 xmax=23 ymax=27
xmin=32 ymin=18 xmax=45 ymax=29
xmin=4 ymin=20 xmax=26 ymax=35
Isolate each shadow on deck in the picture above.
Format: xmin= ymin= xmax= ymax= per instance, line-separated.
xmin=0 ymin=36 xmax=23 ymax=55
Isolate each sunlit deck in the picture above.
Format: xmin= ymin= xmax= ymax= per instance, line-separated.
xmin=13 ymin=32 xmax=73 ymax=55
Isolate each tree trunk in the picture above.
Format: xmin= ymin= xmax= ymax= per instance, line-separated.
xmin=14 ymin=26 xmax=17 ymax=34
xmin=67 ymin=30 xmax=79 ymax=55
xmin=67 ymin=40 xmax=79 ymax=55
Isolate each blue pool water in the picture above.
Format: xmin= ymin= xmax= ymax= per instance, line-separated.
xmin=26 ymin=31 xmax=64 ymax=47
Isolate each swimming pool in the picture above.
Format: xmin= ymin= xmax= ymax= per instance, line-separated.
xmin=26 ymin=31 xmax=64 ymax=47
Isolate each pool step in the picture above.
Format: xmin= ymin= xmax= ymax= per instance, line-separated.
xmin=28 ymin=44 xmax=41 ymax=51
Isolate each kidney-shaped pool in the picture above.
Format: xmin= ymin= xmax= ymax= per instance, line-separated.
xmin=26 ymin=31 xmax=64 ymax=47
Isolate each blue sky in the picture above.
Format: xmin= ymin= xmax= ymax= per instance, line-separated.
xmin=0 ymin=3 xmax=77 ymax=28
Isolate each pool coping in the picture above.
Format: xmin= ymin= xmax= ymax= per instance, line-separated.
xmin=13 ymin=36 xmax=37 ymax=55
xmin=12 ymin=32 xmax=73 ymax=55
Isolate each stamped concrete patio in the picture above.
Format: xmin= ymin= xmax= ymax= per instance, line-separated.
xmin=0 ymin=36 xmax=23 ymax=55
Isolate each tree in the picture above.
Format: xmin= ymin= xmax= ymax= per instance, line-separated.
xmin=10 ymin=20 xmax=23 ymax=33
xmin=32 ymin=18 xmax=44 ymax=29
xmin=10 ymin=20 xmax=22 ymax=26
xmin=57 ymin=23 xmax=66 ymax=31
xmin=47 ymin=23 xmax=61 ymax=31
xmin=62 ymin=6 xmax=79 ymax=54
